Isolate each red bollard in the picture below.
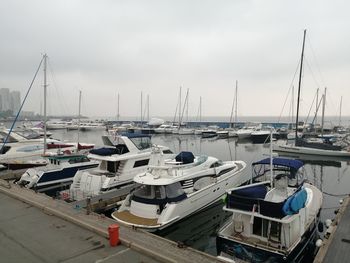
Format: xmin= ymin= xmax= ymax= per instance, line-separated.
xmin=108 ymin=224 xmax=120 ymax=247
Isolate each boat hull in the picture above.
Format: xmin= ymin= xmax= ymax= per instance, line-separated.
xmin=273 ymin=144 xmax=350 ymax=157
xmin=113 ymin=161 xmax=248 ymax=231
xmin=216 ymin=220 xmax=319 ymax=263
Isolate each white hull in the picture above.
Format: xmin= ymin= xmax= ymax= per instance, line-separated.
xmin=113 ymin=161 xmax=247 ymax=231
xmin=273 ymin=143 xmax=350 ymax=157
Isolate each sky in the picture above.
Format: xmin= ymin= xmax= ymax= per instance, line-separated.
xmin=0 ymin=0 xmax=349 ymax=120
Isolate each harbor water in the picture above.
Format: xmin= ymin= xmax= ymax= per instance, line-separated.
xmin=46 ymin=128 xmax=350 ymax=257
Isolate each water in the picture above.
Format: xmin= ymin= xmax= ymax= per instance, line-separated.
xmin=48 ymin=129 xmax=350 ymax=256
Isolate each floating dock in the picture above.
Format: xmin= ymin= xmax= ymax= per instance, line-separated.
xmin=314 ymin=196 xmax=350 ymax=263
xmin=0 ymin=180 xmax=244 ymax=263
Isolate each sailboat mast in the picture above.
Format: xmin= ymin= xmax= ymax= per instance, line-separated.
xmin=186 ymin=89 xmax=189 ymax=123
xmin=117 ymin=93 xmax=120 ymax=122
xmin=235 ymin=80 xmax=238 ymax=128
xmin=199 ymin=96 xmax=202 ymax=123
xmin=321 ymin=87 xmax=327 ymax=137
xmin=315 ymin=88 xmax=319 ymax=125
xmin=295 ymin=29 xmax=306 ymax=142
xmin=229 ymin=83 xmax=235 ymax=127
xmin=147 ymin=94 xmax=150 ymax=122
xmin=291 ymin=85 xmax=294 ymax=125
xmin=77 ymin=90 xmax=81 ymax=153
xmin=339 ymin=96 xmax=342 ymax=126
xmin=179 ymin=87 xmax=182 ymax=125
xmin=43 ymin=54 xmax=48 ymax=155
xmin=140 ymin=91 xmax=143 ymax=127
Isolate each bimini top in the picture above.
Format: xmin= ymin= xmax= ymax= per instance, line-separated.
xmin=119 ymin=132 xmax=151 ymax=139
xmin=252 ymin=157 xmax=304 ymax=170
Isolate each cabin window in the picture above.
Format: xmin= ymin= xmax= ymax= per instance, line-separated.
xmin=162 ymin=149 xmax=173 ymax=154
xmin=252 ymin=217 xmax=268 ymax=238
xmin=130 ymin=137 xmax=152 ymax=150
xmin=165 ymin=182 xmax=185 ymax=199
xmin=133 ymin=159 xmax=149 ymax=168
xmin=210 ymin=160 xmax=223 ymax=168
xmin=134 ymin=185 xmax=154 ymax=199
xmin=155 ymin=186 xmax=166 ymax=199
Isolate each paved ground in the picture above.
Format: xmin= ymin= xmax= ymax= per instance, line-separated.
xmin=0 ymin=181 xmax=229 ymax=263
xmin=320 ymin=197 xmax=350 ymax=263
xmin=0 ymin=192 xmax=159 ymax=263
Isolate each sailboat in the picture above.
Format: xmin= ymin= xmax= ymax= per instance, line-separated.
xmin=273 ymin=30 xmax=350 ymax=158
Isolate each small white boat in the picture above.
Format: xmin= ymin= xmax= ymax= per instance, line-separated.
xmin=178 ymin=128 xmax=195 ymax=135
xmin=112 ymin=149 xmax=247 ymax=231
xmin=236 ymin=123 xmax=262 ymax=139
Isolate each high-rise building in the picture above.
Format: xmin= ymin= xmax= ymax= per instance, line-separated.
xmin=10 ymin=91 xmax=21 ymax=113
xmin=0 ymin=88 xmax=10 ymax=111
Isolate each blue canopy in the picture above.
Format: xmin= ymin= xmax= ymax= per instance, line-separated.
xmin=175 ymin=151 xmax=195 ymax=164
xmin=252 ymin=157 xmax=303 ymax=170
xmin=119 ymin=132 xmax=151 ymax=138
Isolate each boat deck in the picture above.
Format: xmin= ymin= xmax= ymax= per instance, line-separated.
xmin=113 ymin=210 xmax=159 ymax=226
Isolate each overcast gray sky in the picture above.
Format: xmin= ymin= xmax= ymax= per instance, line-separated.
xmin=0 ymin=0 xmax=349 ymax=120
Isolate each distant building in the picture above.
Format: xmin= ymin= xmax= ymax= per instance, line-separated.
xmin=0 ymin=88 xmax=10 ymax=111
xmin=10 ymin=91 xmax=21 ymax=113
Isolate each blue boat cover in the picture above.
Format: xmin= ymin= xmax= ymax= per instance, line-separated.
xmin=282 ymin=188 xmax=307 ymax=215
xmin=231 ymin=185 xmax=268 ymax=199
xmin=252 ymin=157 xmax=304 ymax=170
xmin=90 ymin=147 xmax=120 ymax=156
xmin=175 ymin=151 xmax=195 ymax=164
xmin=119 ymin=132 xmax=151 ymax=138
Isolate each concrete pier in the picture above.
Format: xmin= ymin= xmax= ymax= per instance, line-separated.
xmin=0 ymin=180 xmax=231 ymax=263
xmin=314 ymin=196 xmax=350 ymax=263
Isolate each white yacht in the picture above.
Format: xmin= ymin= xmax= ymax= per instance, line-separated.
xmin=154 ymin=124 xmax=173 ymax=134
xmin=0 ymin=129 xmax=91 ymax=160
xmin=112 ymin=149 xmax=247 ymax=231
xmin=68 ymin=133 xmax=173 ymax=201
xmin=217 ymin=157 xmax=323 ymax=262
xmin=236 ymin=123 xmax=262 ymax=139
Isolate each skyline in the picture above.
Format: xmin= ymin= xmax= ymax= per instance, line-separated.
xmin=1 ymin=1 xmax=349 ymax=119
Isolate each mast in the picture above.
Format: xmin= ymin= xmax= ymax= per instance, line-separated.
xmin=295 ymin=29 xmax=306 ymax=143
xmin=147 ymin=94 xmax=150 ymax=122
xmin=180 ymin=89 xmax=189 ymax=127
xmin=140 ymin=91 xmax=143 ymax=127
xmin=43 ymin=54 xmax=48 ymax=155
xmin=179 ymin=87 xmax=182 ymax=125
xmin=186 ymin=89 xmax=189 ymax=123
xmin=270 ymin=128 xmax=274 ymax=187
xmin=199 ymin=96 xmax=202 ymax=123
xmin=77 ymin=90 xmax=81 ymax=153
xmin=315 ymin=88 xmax=319 ymax=126
xmin=235 ymin=80 xmax=238 ymax=128
xmin=116 ymin=93 xmax=120 ymax=122
xmin=321 ymin=87 xmax=326 ymax=137
xmin=229 ymin=83 xmax=235 ymax=128
xmin=339 ymin=96 xmax=342 ymax=126
xmin=291 ymin=85 xmax=294 ymax=126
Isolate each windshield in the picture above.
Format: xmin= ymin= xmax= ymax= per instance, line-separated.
xmin=130 ymin=137 xmax=152 ymax=150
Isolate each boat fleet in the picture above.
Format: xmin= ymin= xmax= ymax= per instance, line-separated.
xmin=3 ymin=35 xmax=350 ymax=262
xmin=0 ymin=123 xmax=334 ymax=263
